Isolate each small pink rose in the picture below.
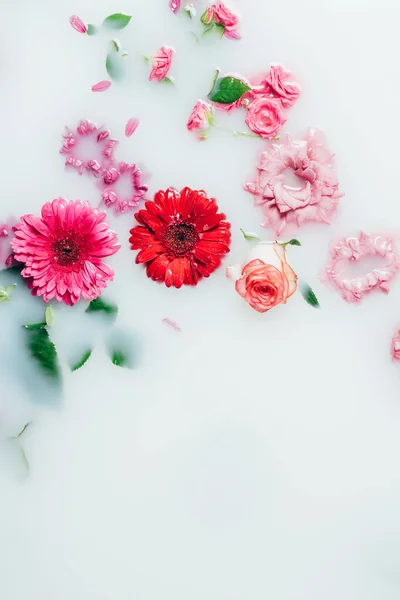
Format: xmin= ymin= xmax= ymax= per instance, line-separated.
xmin=125 ymin=118 xmax=139 ymax=137
xmin=202 ymin=6 xmax=215 ymax=24
xmin=227 ymin=242 xmax=297 ymax=313
xmin=149 ymin=46 xmax=174 ymax=82
xmin=253 ymin=65 xmax=301 ymax=107
xmin=245 ymin=96 xmax=287 ymax=138
xmin=213 ymin=2 xmax=239 ymax=32
xmin=187 ymin=100 xmax=212 ymax=132
xmin=69 ymin=15 xmax=87 ymax=34
xmin=91 ymin=80 xmax=112 ymax=92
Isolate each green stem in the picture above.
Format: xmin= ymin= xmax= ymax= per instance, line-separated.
xmin=210 ymin=122 xmax=260 ymax=139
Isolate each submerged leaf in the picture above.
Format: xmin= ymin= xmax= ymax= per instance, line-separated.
xmin=23 ymin=322 xmax=46 ymax=330
xmin=86 ymin=24 xmax=98 ymax=35
xmin=45 ymin=305 xmax=54 ymax=327
xmin=300 ymin=284 xmax=320 ymax=308
xmin=0 ymin=283 xmax=16 ymax=302
xmin=106 ymin=52 xmax=125 ymax=82
xmin=111 ymin=350 xmax=129 ymax=367
xmin=103 ymin=13 xmax=132 ymax=30
xmin=71 ymin=349 xmax=92 ymax=372
xmin=240 ymin=229 xmax=260 ymax=241
xmin=25 ymin=328 xmax=61 ymax=380
xmin=106 ymin=330 xmax=138 ymax=369
xmin=208 ymin=76 xmax=251 ymax=104
xmin=86 ymin=297 xmax=118 ymax=318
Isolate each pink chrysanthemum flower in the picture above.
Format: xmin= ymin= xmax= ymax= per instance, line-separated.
xmin=60 ymin=119 xmax=117 ymax=176
xmin=245 ymin=129 xmax=343 ymax=235
xmin=100 ymin=162 xmax=149 ymax=215
xmin=11 ymin=199 xmax=120 ymax=306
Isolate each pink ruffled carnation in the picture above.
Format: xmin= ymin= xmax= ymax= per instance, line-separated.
xmin=10 ymin=199 xmax=120 ymax=305
xmin=187 ymin=100 xmax=212 ymax=133
xmin=100 ymin=162 xmax=149 ymax=215
xmin=251 ymin=65 xmax=301 ymax=107
xmin=60 ymin=120 xmax=117 ymax=176
xmin=149 ymin=46 xmax=174 ymax=82
xmin=391 ymin=328 xmax=400 ymax=361
xmin=245 ymin=129 xmax=343 ymax=234
xmin=322 ymin=231 xmax=399 ymax=304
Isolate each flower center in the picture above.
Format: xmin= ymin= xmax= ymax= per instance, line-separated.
xmin=163 ymin=222 xmax=199 ymax=257
xmin=52 ymin=236 xmax=81 ymax=266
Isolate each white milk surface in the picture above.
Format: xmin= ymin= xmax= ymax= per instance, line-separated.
xmin=1 ymin=1 xmax=400 ymax=599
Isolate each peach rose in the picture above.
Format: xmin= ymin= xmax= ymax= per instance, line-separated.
xmin=245 ymin=97 xmax=287 ymax=139
xmin=227 ymin=242 xmax=297 ymax=312
xmin=149 ymin=46 xmax=174 ymax=82
xmin=187 ymin=100 xmax=212 ymax=132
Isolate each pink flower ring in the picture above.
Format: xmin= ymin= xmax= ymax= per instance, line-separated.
xmin=100 ymin=162 xmax=149 ymax=215
xmin=60 ymin=119 xmax=117 ymax=176
xmin=322 ymin=231 xmax=400 ymax=303
xmin=244 ymin=129 xmax=343 ymax=235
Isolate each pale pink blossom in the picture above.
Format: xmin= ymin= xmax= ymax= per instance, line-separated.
xmin=187 ymin=100 xmax=212 ymax=133
xmin=322 ymin=232 xmax=399 ymax=304
xmin=162 ymin=318 xmax=181 ymax=331
xmin=100 ymin=162 xmax=148 ymax=215
xmin=391 ymin=328 xmax=400 ymax=361
xmin=245 ymin=129 xmax=344 ymax=234
xmin=227 ymin=242 xmax=297 ymax=313
xmin=125 ymin=118 xmax=139 ymax=137
xmin=91 ymin=80 xmax=112 ymax=92
xmin=69 ymin=15 xmax=87 ymax=34
xmin=245 ymin=97 xmax=287 ymax=139
xmin=252 ymin=65 xmax=301 ymax=107
xmin=60 ymin=119 xmax=117 ymax=176
xmin=11 ymin=199 xmax=120 ymax=305
xmin=149 ymin=47 xmax=174 ymax=82
xmin=169 ymin=0 xmax=181 ymax=13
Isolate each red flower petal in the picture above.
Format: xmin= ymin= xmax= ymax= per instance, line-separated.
xmin=136 ymin=243 xmax=164 ymax=263
xmin=165 ymin=257 xmax=186 ymax=288
xmin=146 ymin=254 xmax=170 ymax=282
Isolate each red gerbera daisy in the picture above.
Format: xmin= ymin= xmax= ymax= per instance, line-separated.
xmin=129 ymin=187 xmax=231 ymax=288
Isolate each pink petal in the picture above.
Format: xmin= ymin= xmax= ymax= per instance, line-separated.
xmin=162 ymin=318 xmax=181 ymax=332
xmin=91 ymin=80 xmax=112 ymax=92
xmin=224 ymin=29 xmax=241 ymax=40
xmin=69 ymin=15 xmax=87 ymax=34
xmin=169 ymin=0 xmax=181 ymax=13
xmin=125 ymin=118 xmax=139 ymax=137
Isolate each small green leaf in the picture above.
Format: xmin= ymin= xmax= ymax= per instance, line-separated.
xmin=45 ymin=305 xmax=54 ymax=327
xmin=6 ymin=284 xmax=16 ymax=295
xmin=86 ymin=24 xmax=98 ymax=35
xmin=240 ymin=229 xmax=260 ymax=241
xmin=110 ymin=38 xmax=121 ymax=52
xmin=111 ymin=350 xmax=129 ymax=367
xmin=102 ymin=13 xmax=132 ymax=30
xmin=25 ymin=328 xmax=61 ymax=380
xmin=106 ymin=330 xmax=138 ymax=369
xmin=161 ymin=76 xmax=175 ymax=84
xmin=208 ymin=68 xmax=220 ymax=95
xmin=23 ymin=322 xmax=46 ymax=330
xmin=106 ymin=52 xmax=125 ymax=82
xmin=86 ymin=297 xmax=118 ymax=318
xmin=208 ymin=76 xmax=251 ymax=104
xmin=300 ymin=284 xmax=320 ymax=308
xmin=71 ymin=349 xmax=92 ymax=372
xmin=287 ymin=239 xmax=301 ymax=246
xmin=0 ymin=284 xmax=16 ymax=302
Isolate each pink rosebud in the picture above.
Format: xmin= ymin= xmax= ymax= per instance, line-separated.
xmin=125 ymin=118 xmax=139 ymax=137
xmin=169 ymin=0 xmax=181 ymax=13
xmin=69 ymin=15 xmax=87 ymax=34
xmin=91 ymin=80 xmax=112 ymax=92
xmin=187 ymin=100 xmax=212 ymax=132
xmin=149 ymin=46 xmax=174 ymax=82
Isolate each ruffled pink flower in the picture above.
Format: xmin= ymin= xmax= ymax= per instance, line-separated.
xmin=149 ymin=46 xmax=174 ymax=82
xmin=69 ymin=15 xmax=87 ymax=34
xmin=10 ymin=199 xmax=120 ymax=306
xmin=205 ymin=3 xmax=240 ymax=38
xmin=245 ymin=97 xmax=287 ymax=139
xmin=251 ymin=65 xmax=301 ymax=107
xmin=187 ymin=100 xmax=212 ymax=133
xmin=245 ymin=129 xmax=344 ymax=234
xmin=100 ymin=162 xmax=148 ymax=215
xmin=391 ymin=328 xmax=400 ymax=361
xmin=60 ymin=119 xmax=117 ymax=176
xmin=322 ymin=231 xmax=399 ymax=304
xmin=227 ymin=242 xmax=297 ymax=313
xmin=0 ymin=219 xmax=17 ymax=270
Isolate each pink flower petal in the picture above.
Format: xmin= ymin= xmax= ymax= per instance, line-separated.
xmin=125 ymin=118 xmax=139 ymax=137
xmin=162 ymin=318 xmax=181 ymax=332
xmin=169 ymin=0 xmax=181 ymax=13
xmin=91 ymin=80 xmax=112 ymax=92
xmin=69 ymin=15 xmax=87 ymax=34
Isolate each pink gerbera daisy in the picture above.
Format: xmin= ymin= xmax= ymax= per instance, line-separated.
xmin=11 ymin=199 xmax=120 ymax=305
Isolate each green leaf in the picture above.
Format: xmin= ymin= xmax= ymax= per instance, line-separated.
xmin=0 ymin=284 xmax=16 ymax=302
xmin=71 ymin=349 xmax=92 ymax=372
xmin=300 ymin=284 xmax=320 ymax=308
xmin=86 ymin=24 xmax=98 ymax=35
xmin=106 ymin=52 xmax=125 ymax=82
xmin=25 ymin=328 xmax=61 ymax=380
xmin=45 ymin=305 xmax=54 ymax=327
xmin=110 ymin=38 xmax=121 ymax=52
xmin=102 ymin=13 xmax=132 ymax=30
xmin=287 ymin=239 xmax=301 ymax=247
xmin=111 ymin=350 xmax=129 ymax=367
xmin=208 ymin=76 xmax=251 ymax=104
xmin=23 ymin=322 xmax=46 ymax=330
xmin=240 ymin=229 xmax=260 ymax=241
xmin=85 ymin=297 xmax=118 ymax=318
xmin=208 ymin=68 xmax=220 ymax=95
xmin=106 ymin=330 xmax=138 ymax=369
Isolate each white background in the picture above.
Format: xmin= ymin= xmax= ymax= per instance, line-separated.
xmin=1 ymin=0 xmax=400 ymax=598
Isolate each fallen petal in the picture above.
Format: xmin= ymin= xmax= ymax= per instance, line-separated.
xmin=91 ymin=80 xmax=112 ymax=92
xmin=125 ymin=118 xmax=139 ymax=137
xmin=69 ymin=15 xmax=87 ymax=34
xmin=162 ymin=318 xmax=181 ymax=332
xmin=169 ymin=0 xmax=181 ymax=13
